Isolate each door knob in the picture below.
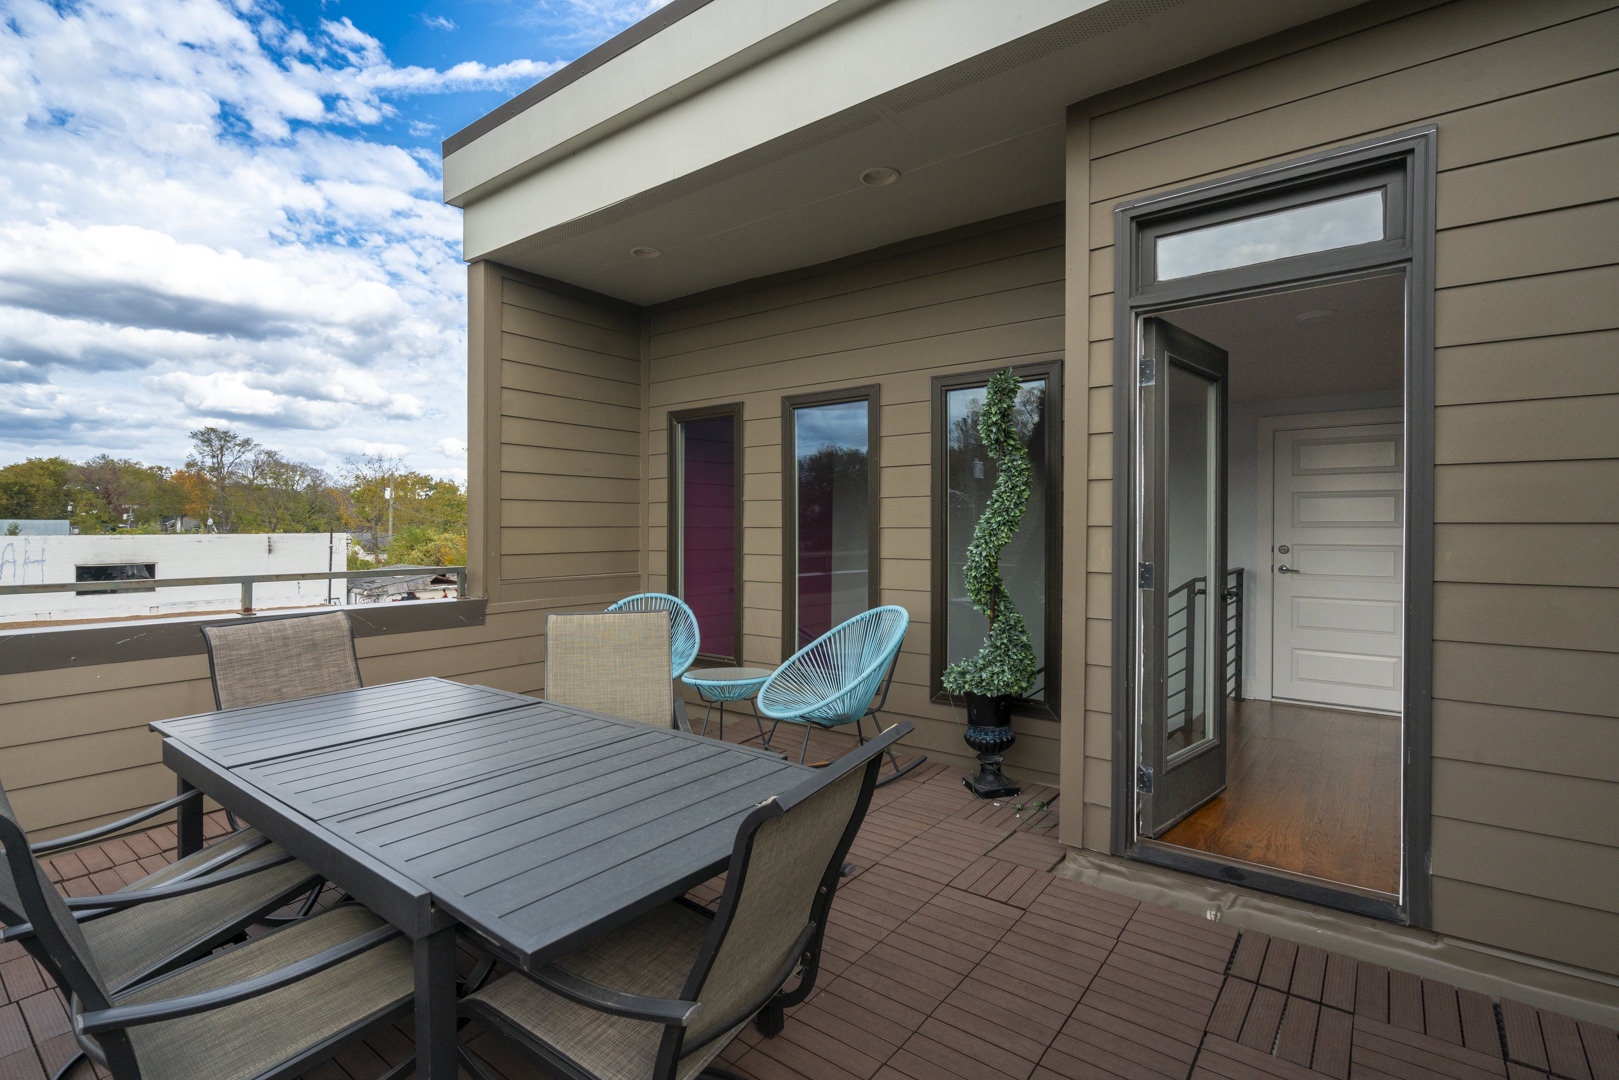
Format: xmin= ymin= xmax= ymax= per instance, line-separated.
xmin=1276 ymin=564 xmax=1300 ymax=574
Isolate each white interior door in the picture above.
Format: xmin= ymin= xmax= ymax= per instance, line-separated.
xmin=1271 ymin=422 xmax=1404 ymax=712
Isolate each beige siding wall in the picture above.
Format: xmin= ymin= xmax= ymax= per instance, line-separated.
xmin=466 ymin=262 xmax=647 ymax=695
xmin=1068 ymin=0 xmax=1619 ymax=974
xmin=0 ymin=612 xmax=544 ymax=839
xmin=644 ymin=210 xmax=1068 ymax=782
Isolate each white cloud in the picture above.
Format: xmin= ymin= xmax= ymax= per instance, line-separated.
xmin=0 ymin=0 xmax=550 ymax=481
xmin=423 ymin=14 xmax=456 ymax=32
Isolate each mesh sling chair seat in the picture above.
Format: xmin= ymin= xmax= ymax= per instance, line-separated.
xmin=202 ymin=610 xmax=364 ymax=712
xmin=201 ymin=610 xmax=364 ymax=895
xmin=1 ymin=822 xmax=323 ymax=995
xmin=0 ymin=785 xmax=415 ymax=1080
xmin=458 ymin=720 xmax=912 ymax=1080
xmin=756 ymin=605 xmax=911 ymax=766
xmin=546 ymin=611 xmax=679 ymax=730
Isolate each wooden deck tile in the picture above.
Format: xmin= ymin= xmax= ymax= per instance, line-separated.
xmin=1353 ymin=1014 xmax=1508 ymax=1080
xmin=1068 ymin=1000 xmax=1198 ymax=1066
xmin=917 ymin=1012 xmax=1045 ymax=1076
xmin=1460 ymin=989 xmax=1502 ymax=1057
xmin=1314 ymin=1004 xmax=1354 ymax=1079
xmin=1260 ymin=938 xmax=1299 ymax=991
xmin=1291 ymin=946 xmax=1328 ymax=1001
xmin=1539 ymin=1009 xmax=1594 ymax=1080
xmin=892 ymin=1032 xmax=1033 ymax=1080
xmin=1502 ymin=1000 xmax=1552 ymax=1071
xmin=1322 ymin=952 xmax=1358 ymax=1012
xmin=1196 ymin=1034 xmax=1331 ymax=1079
xmin=1425 ymin=979 xmax=1467 ymax=1046
xmin=1049 ymin=1015 xmax=1189 ymax=1078
xmin=1239 ymin=984 xmax=1288 ymax=1051
xmin=1357 ymin=962 xmax=1391 ymax=1023
xmin=990 ymin=830 xmax=1067 ymax=872
xmin=1579 ymin=1020 xmax=1619 ymax=1080
xmin=1388 ymin=969 xmax=1424 ymax=1032
xmin=1276 ymin=995 xmax=1321 ymax=1066
xmin=1230 ymin=931 xmax=1271 ymax=981
xmin=1209 ymin=978 xmax=1256 ymax=1040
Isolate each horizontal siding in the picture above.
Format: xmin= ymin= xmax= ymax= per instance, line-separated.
xmin=647 ymin=210 xmax=1065 ymax=784
xmin=487 ymin=270 xmax=645 ymax=613
xmin=1075 ymin=0 xmax=1619 ymax=973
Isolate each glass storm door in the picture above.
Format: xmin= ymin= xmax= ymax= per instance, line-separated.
xmin=1137 ymin=318 xmax=1229 ymax=837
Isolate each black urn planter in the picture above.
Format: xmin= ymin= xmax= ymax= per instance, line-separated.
xmin=962 ymin=692 xmax=1020 ymax=799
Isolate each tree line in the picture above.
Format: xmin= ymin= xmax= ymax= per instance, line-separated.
xmin=0 ymin=426 xmax=466 ymax=568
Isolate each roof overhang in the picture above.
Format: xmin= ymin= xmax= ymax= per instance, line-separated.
xmin=444 ymin=0 xmax=1368 ymax=305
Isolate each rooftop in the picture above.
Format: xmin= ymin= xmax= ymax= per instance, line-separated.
xmin=7 ymin=729 xmax=1614 ymax=1080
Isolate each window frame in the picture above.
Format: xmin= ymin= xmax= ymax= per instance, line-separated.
xmin=667 ymin=403 xmax=745 ymax=665
xmin=781 ymin=386 xmax=882 ymax=653
xmin=929 ymin=359 xmax=1064 ymax=719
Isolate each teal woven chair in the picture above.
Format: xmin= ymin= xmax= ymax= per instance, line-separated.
xmin=757 ymin=606 xmax=910 ymax=766
xmin=606 ymin=593 xmax=701 ymax=678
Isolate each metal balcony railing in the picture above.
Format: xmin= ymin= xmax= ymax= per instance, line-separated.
xmin=0 ymin=566 xmax=467 ymax=618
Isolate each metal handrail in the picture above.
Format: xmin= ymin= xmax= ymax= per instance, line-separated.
xmin=0 ymin=566 xmax=466 ymax=616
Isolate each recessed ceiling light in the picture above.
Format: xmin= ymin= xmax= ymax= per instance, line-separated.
xmin=1295 ymin=308 xmax=1336 ymax=323
xmin=630 ymin=246 xmax=662 ymax=259
xmin=859 ymin=166 xmax=901 ymax=187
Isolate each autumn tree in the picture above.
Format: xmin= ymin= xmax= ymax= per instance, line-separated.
xmin=185 ymin=426 xmax=258 ymax=529
xmin=0 ymin=457 xmax=78 ymax=520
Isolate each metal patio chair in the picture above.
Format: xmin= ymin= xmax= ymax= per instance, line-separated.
xmin=545 ymin=610 xmax=679 ymax=729
xmin=605 ymin=592 xmax=701 ymax=679
xmin=756 ymin=605 xmax=911 ymax=766
xmin=201 ymin=611 xmax=365 ymax=908
xmin=859 ymin=649 xmax=926 ymax=786
xmin=458 ymin=720 xmax=911 ymax=1080
xmin=202 ymin=610 xmax=363 ymax=711
xmin=0 ymin=778 xmax=322 ymax=998
xmin=0 ymin=781 xmax=414 ymax=1080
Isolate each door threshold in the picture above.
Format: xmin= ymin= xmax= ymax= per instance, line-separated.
xmin=1129 ymin=838 xmax=1402 ymax=922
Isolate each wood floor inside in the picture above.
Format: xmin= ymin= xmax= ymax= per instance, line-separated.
xmin=1157 ymin=698 xmax=1402 ymax=895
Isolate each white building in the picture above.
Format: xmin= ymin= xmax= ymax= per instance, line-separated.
xmin=0 ymin=533 xmax=349 ymax=624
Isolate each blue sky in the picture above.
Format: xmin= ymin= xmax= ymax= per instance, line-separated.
xmin=0 ymin=0 xmax=670 ymax=483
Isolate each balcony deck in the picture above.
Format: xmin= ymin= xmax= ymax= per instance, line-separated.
xmin=7 ymin=726 xmax=1616 ymax=1080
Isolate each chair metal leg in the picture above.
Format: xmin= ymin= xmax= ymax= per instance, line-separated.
xmin=49 ymin=1051 xmax=86 ymax=1080
xmin=798 ymin=723 xmax=813 ymax=764
xmin=857 ymin=716 xmax=925 ymax=787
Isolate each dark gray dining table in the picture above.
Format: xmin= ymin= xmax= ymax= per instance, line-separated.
xmin=151 ymin=676 xmax=811 ymax=1079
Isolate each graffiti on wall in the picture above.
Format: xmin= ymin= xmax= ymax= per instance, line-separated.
xmin=0 ymin=537 xmax=48 ymax=585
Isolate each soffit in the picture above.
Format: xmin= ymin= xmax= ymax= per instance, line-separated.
xmin=451 ymin=0 xmax=1367 ymax=305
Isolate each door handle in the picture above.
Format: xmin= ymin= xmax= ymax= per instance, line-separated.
xmin=1276 ymin=564 xmax=1301 ymax=574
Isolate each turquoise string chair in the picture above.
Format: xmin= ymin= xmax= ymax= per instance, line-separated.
xmin=605 ymin=593 xmax=701 ymax=679
xmin=757 ymin=605 xmax=910 ymax=766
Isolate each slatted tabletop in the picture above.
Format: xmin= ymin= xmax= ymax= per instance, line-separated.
xmin=151 ymin=677 xmax=531 ymax=766
xmin=237 ymin=699 xmax=810 ymax=965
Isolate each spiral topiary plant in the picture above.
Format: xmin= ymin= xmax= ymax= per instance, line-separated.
xmin=941 ymin=368 xmax=1038 ymax=700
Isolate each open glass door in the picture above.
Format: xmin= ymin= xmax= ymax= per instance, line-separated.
xmin=1137 ymin=317 xmax=1229 ymax=836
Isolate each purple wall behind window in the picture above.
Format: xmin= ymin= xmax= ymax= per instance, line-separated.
xmin=680 ymin=417 xmax=736 ymax=658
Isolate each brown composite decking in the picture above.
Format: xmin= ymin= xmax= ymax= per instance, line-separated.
xmin=5 ymin=722 xmax=1616 ymax=1080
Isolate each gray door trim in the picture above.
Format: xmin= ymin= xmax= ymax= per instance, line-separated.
xmin=1108 ymin=127 xmax=1436 ymax=927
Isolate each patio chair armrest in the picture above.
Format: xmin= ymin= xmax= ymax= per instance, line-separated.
xmin=530 ymin=963 xmax=702 ymax=1026
xmin=31 ymin=790 xmax=201 ymax=856
xmin=64 ymin=850 xmax=300 ymax=913
xmin=77 ymin=924 xmax=402 ymax=1033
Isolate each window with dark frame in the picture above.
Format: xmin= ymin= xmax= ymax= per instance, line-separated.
xmin=75 ymin=563 xmax=157 ymax=595
xmin=668 ymin=405 xmax=743 ymax=663
xmin=931 ymin=361 xmax=1063 ymax=714
xmin=782 ymin=387 xmax=880 ymax=651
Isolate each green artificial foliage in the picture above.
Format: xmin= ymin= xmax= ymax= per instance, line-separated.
xmin=941 ymin=369 xmax=1039 ymax=699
